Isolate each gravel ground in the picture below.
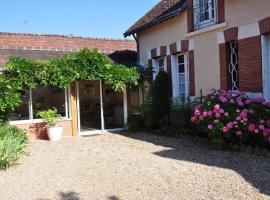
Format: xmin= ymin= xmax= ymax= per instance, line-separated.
xmin=0 ymin=132 xmax=270 ymax=200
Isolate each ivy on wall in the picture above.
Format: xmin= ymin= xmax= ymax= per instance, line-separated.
xmin=5 ymin=48 xmax=139 ymax=90
xmin=1 ymin=48 xmax=139 ymax=123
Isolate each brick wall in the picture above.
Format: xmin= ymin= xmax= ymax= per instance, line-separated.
xmin=15 ymin=120 xmax=72 ymax=140
xmin=238 ymin=36 xmax=263 ymax=92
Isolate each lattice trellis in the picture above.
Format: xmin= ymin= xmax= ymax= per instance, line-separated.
xmin=228 ymin=41 xmax=239 ymax=91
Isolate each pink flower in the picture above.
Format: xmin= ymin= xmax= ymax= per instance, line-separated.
xmin=267 ymin=120 xmax=270 ymax=125
xmin=199 ymin=116 xmax=205 ymax=121
xmin=240 ymin=112 xmax=248 ymax=119
xmin=245 ymin=99 xmax=253 ymax=104
xmin=260 ymin=120 xmax=266 ymax=124
xmin=215 ymin=113 xmax=221 ymax=118
xmin=236 ymin=131 xmax=243 ymax=137
xmin=238 ymin=101 xmax=244 ymax=107
xmin=224 ymin=112 xmax=229 ymax=117
xmin=214 ymin=104 xmax=220 ymax=111
xmin=208 ymin=124 xmax=213 ymax=130
xmin=230 ymin=99 xmax=235 ymax=104
xmin=203 ymin=112 xmax=208 ymax=118
xmin=227 ymin=122 xmax=234 ymax=129
xmin=208 ymin=111 xmax=213 ymax=116
xmin=243 ymin=118 xmax=248 ymax=123
xmin=255 ymin=129 xmax=260 ymax=134
xmin=223 ymin=127 xmax=229 ymax=133
xmin=210 ymin=88 xmax=216 ymax=94
xmin=194 ymin=110 xmax=200 ymax=117
xmin=219 ymin=109 xmax=225 ymax=114
xmin=236 ymin=116 xmax=241 ymax=121
xmin=256 ymin=97 xmax=265 ymax=103
xmin=191 ymin=116 xmax=197 ymax=123
xmin=259 ymin=125 xmax=265 ymax=131
xmin=248 ymin=124 xmax=256 ymax=132
xmin=236 ymin=109 xmax=241 ymax=113
xmin=263 ymin=132 xmax=269 ymax=137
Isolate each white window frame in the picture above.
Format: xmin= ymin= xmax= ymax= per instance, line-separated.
xmin=262 ymin=35 xmax=270 ymax=101
xmin=152 ymin=57 xmax=167 ymax=80
xmin=171 ymin=53 xmax=189 ymax=104
xmin=10 ymin=87 xmax=71 ymax=125
xmin=193 ymin=0 xmax=217 ymax=30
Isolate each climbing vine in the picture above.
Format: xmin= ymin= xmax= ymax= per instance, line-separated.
xmin=5 ymin=48 xmax=139 ymax=90
xmin=1 ymin=48 xmax=139 ymax=122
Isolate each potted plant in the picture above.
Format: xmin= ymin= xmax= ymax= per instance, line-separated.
xmin=37 ymin=108 xmax=63 ymax=142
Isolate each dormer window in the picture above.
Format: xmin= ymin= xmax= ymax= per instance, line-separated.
xmin=193 ymin=0 xmax=217 ymax=30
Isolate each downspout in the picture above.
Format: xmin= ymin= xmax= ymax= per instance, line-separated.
xmin=132 ymin=33 xmax=144 ymax=104
xmin=132 ymin=33 xmax=140 ymax=65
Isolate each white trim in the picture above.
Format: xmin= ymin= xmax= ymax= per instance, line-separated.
xmin=147 ymin=50 xmax=151 ymax=60
xmin=176 ymin=41 xmax=181 ymax=52
xmin=217 ymin=31 xmax=225 ymax=44
xmin=123 ymin=87 xmax=128 ymax=124
xmin=246 ymin=92 xmax=263 ymax=99
xmin=76 ymin=81 xmax=81 ymax=134
xmin=238 ymin=22 xmax=260 ymax=40
xmin=185 ymin=22 xmax=227 ymax=38
xmin=167 ymin=46 xmax=171 ymax=55
xmin=157 ymin=47 xmax=161 ymax=57
xmin=189 ymin=39 xmax=195 ymax=51
xmin=262 ymin=35 xmax=270 ymax=101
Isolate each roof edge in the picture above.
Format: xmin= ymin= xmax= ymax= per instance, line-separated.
xmin=124 ymin=1 xmax=187 ymax=37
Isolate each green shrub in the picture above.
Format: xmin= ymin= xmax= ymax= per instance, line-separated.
xmin=37 ymin=108 xmax=61 ymax=126
xmin=139 ymin=97 xmax=154 ymax=129
xmin=0 ymin=75 xmax=21 ymax=123
xmin=0 ymin=125 xmax=28 ymax=170
xmin=151 ymin=71 xmax=171 ymax=128
xmin=191 ymin=89 xmax=270 ymax=149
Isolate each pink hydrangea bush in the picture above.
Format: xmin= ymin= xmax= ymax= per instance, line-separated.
xmin=191 ymin=89 xmax=270 ymax=147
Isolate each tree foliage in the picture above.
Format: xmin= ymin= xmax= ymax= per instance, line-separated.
xmin=5 ymin=48 xmax=139 ymax=90
xmin=0 ymin=48 xmax=139 ymax=122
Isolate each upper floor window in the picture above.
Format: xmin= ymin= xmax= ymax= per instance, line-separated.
xmin=153 ymin=57 xmax=166 ymax=80
xmin=193 ymin=0 xmax=217 ymax=30
xmin=158 ymin=58 xmax=165 ymax=72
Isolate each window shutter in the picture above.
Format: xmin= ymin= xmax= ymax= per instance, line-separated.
xmin=217 ymin=0 xmax=225 ymax=24
xmin=188 ymin=51 xmax=195 ymax=96
xmin=187 ymin=0 xmax=194 ymax=33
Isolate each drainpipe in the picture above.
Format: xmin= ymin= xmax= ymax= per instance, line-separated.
xmin=132 ymin=33 xmax=140 ymax=65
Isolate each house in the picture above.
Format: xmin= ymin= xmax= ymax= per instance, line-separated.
xmin=124 ymin=0 xmax=270 ymax=103
xmin=0 ymin=32 xmax=139 ymax=139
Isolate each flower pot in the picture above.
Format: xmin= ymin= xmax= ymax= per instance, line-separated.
xmin=47 ymin=126 xmax=63 ymax=142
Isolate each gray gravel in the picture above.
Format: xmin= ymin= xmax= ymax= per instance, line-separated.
xmin=0 ymin=132 xmax=270 ymax=200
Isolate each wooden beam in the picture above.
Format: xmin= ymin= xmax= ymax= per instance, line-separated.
xmin=70 ymin=83 xmax=78 ymax=136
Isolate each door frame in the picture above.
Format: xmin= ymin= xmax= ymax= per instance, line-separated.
xmin=262 ymin=35 xmax=270 ymax=101
xmin=76 ymin=80 xmax=128 ymax=136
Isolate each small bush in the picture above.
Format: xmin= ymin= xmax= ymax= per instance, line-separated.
xmin=0 ymin=125 xmax=28 ymax=170
xmin=138 ymin=97 xmax=154 ymax=129
xmin=37 ymin=108 xmax=61 ymax=126
xmin=151 ymin=71 xmax=171 ymax=128
xmin=191 ymin=89 xmax=270 ymax=148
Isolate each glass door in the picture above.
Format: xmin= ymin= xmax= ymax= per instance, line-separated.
xmin=78 ymin=80 xmax=102 ymax=133
xmin=102 ymin=84 xmax=124 ymax=130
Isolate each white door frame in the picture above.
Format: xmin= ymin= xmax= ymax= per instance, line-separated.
xmin=76 ymin=80 xmax=127 ymax=136
xmin=171 ymin=53 xmax=189 ymax=103
xmin=262 ymin=35 xmax=270 ymax=101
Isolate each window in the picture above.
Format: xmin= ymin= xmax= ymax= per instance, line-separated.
xmin=158 ymin=58 xmax=165 ymax=72
xmin=11 ymin=87 xmax=70 ymax=122
xmin=227 ymin=41 xmax=239 ymax=91
xmin=11 ymin=89 xmax=30 ymax=121
xmin=32 ymin=87 xmax=66 ymax=119
xmin=193 ymin=0 xmax=217 ymax=30
xmin=178 ymin=55 xmax=188 ymax=103
xmin=153 ymin=57 xmax=166 ymax=80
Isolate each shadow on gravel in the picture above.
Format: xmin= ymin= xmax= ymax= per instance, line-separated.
xmin=119 ymin=132 xmax=270 ymax=196
xmin=58 ymin=191 xmax=80 ymax=200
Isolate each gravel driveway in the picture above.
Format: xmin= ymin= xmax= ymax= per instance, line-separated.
xmin=0 ymin=132 xmax=270 ymax=200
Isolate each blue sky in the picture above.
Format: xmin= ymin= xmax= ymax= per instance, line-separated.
xmin=0 ymin=0 xmax=159 ymax=39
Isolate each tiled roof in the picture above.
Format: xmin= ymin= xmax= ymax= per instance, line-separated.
xmin=0 ymin=32 xmax=136 ymax=53
xmin=124 ymin=0 xmax=186 ymax=37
